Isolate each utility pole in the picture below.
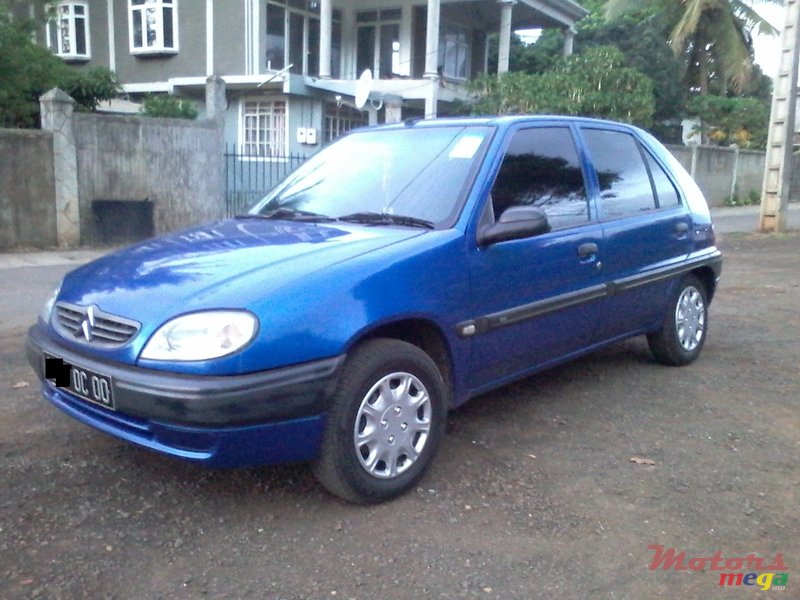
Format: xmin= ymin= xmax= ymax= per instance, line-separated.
xmin=760 ymin=0 xmax=800 ymax=233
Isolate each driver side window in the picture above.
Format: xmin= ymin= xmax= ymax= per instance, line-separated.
xmin=490 ymin=127 xmax=590 ymax=231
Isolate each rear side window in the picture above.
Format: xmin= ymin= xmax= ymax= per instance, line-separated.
xmin=582 ymin=129 xmax=656 ymax=220
xmin=491 ymin=127 xmax=590 ymax=230
xmin=644 ymin=151 xmax=681 ymax=208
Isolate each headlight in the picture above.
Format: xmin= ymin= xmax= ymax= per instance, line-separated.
xmin=39 ymin=282 xmax=62 ymax=323
xmin=140 ymin=311 xmax=258 ymax=361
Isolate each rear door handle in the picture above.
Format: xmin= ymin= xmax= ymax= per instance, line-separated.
xmin=577 ymin=242 xmax=598 ymax=258
xmin=674 ymin=222 xmax=690 ymax=234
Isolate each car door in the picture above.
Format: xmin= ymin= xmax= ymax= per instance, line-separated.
xmin=465 ymin=125 xmax=606 ymax=389
xmin=578 ymin=126 xmax=695 ymax=340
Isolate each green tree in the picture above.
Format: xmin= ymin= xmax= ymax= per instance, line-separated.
xmin=605 ymin=0 xmax=782 ymax=94
xmin=685 ymin=94 xmax=770 ymax=147
xmin=0 ymin=7 xmax=119 ymax=128
xmin=0 ymin=8 xmax=64 ymax=127
xmin=468 ymin=46 xmax=655 ymax=126
xmin=489 ymin=1 xmax=685 ymax=133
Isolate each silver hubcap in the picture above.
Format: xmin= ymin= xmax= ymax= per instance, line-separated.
xmin=354 ymin=372 xmax=432 ymax=479
xmin=675 ymin=285 xmax=705 ymax=352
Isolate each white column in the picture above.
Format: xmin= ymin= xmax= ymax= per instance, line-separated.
xmin=206 ymin=0 xmax=214 ymax=76
xmin=423 ymin=0 xmax=441 ymax=117
xmin=319 ymin=0 xmax=332 ymax=78
xmin=106 ymin=0 xmax=116 ymax=72
xmin=424 ymin=81 xmax=439 ymax=119
xmin=385 ymin=99 xmax=403 ymax=123
xmin=497 ymin=1 xmax=515 ymax=74
xmin=424 ymin=0 xmax=441 ymax=79
xmin=399 ymin=4 xmax=412 ymax=77
xmin=562 ymin=26 xmax=575 ymax=58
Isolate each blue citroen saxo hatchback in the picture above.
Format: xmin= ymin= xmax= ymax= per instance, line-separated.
xmin=28 ymin=116 xmax=722 ymax=503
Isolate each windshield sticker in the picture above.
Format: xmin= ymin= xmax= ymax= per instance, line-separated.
xmin=449 ymin=135 xmax=484 ymax=160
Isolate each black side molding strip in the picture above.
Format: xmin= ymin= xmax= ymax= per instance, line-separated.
xmin=456 ymin=251 xmax=722 ymax=338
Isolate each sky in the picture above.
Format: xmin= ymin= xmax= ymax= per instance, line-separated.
xmin=752 ymin=3 xmax=784 ymax=79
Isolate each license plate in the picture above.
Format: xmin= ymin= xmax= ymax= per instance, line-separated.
xmin=44 ymin=354 xmax=115 ymax=410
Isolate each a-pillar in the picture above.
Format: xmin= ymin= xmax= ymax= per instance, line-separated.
xmin=497 ymin=0 xmax=515 ymax=74
xmin=423 ymin=0 xmax=441 ymax=117
xmin=40 ymin=88 xmax=80 ymax=248
xmin=319 ymin=0 xmax=332 ymax=78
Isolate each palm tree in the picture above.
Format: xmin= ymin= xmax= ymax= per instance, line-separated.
xmin=604 ymin=0 xmax=782 ymax=94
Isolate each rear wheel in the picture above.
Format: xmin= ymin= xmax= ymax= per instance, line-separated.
xmin=312 ymin=338 xmax=447 ymax=503
xmin=648 ymin=274 xmax=708 ymax=366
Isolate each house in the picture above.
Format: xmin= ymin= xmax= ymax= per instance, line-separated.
xmin=19 ymin=0 xmax=585 ymax=157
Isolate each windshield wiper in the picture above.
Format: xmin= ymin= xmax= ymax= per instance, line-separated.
xmin=337 ymin=212 xmax=435 ymax=229
xmin=236 ymin=207 xmax=335 ymax=222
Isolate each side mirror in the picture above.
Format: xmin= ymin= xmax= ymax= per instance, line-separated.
xmin=478 ymin=206 xmax=551 ymax=247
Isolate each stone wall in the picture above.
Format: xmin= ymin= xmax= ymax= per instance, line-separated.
xmin=0 ymin=129 xmax=57 ymax=250
xmin=0 ymin=78 xmax=226 ymax=250
xmin=74 ymin=113 xmax=224 ymax=244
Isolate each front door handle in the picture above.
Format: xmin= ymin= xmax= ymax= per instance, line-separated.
xmin=577 ymin=242 xmax=598 ymax=258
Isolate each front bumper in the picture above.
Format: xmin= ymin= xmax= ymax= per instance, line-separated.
xmin=27 ymin=324 xmax=344 ymax=467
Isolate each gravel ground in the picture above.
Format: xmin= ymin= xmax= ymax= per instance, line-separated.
xmin=1 ymin=232 xmax=798 ymax=599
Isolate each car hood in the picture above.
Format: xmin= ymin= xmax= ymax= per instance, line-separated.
xmin=58 ymin=218 xmax=426 ymax=321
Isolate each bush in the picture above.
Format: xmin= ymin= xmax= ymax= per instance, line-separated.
xmin=141 ymin=95 xmax=199 ymax=119
xmin=467 ymin=46 xmax=655 ymax=127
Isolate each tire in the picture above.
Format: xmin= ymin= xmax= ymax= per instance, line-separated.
xmin=648 ymin=274 xmax=709 ymax=366
xmin=312 ymin=338 xmax=448 ymax=503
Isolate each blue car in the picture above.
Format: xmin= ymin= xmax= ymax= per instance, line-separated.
xmin=27 ymin=116 xmax=722 ymax=503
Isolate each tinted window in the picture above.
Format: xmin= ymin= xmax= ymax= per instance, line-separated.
xmin=491 ymin=127 xmax=590 ymax=230
xmin=582 ymin=129 xmax=656 ymax=219
xmin=644 ymin=151 xmax=681 ymax=208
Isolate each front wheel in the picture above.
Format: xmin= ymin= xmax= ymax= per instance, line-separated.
xmin=648 ymin=274 xmax=709 ymax=366
xmin=312 ymin=339 xmax=448 ymax=503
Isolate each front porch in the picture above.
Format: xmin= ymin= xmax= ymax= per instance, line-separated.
xmin=242 ymin=0 xmax=587 ymax=119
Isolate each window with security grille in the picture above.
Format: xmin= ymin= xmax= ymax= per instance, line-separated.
xmin=241 ymin=100 xmax=287 ymax=157
xmin=47 ymin=2 xmax=90 ymax=60
xmin=325 ymin=104 xmax=368 ymax=143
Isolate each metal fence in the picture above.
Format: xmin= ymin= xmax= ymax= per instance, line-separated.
xmin=224 ymin=145 xmax=308 ymax=216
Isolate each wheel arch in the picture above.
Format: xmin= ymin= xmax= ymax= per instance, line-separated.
xmin=690 ymin=266 xmax=717 ymax=302
xmin=349 ymin=318 xmax=455 ymax=404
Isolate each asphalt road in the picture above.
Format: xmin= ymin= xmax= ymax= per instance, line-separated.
xmin=1 ymin=225 xmax=798 ymax=599
xmin=710 ymin=203 xmax=800 ymax=234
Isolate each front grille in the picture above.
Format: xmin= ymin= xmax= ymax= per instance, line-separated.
xmin=53 ymin=302 xmax=140 ymax=347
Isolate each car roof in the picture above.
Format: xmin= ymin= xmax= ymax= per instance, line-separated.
xmin=368 ymin=115 xmax=649 ymax=138
xmin=371 ymin=114 xmax=644 ymax=133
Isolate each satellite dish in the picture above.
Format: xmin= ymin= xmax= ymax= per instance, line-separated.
xmin=354 ymin=69 xmax=373 ymax=110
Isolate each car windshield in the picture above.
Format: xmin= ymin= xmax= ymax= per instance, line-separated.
xmin=250 ymin=126 xmax=491 ymax=227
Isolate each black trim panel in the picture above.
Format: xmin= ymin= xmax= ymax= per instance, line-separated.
xmin=27 ymin=324 xmax=344 ymax=426
xmin=457 ymin=251 xmax=722 ymax=337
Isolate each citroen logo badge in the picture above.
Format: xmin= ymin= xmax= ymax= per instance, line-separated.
xmin=80 ymin=306 xmax=96 ymax=341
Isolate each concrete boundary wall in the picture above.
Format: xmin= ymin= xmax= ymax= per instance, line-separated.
xmin=0 ymin=77 xmax=226 ymax=250
xmin=0 ymin=129 xmax=57 ymax=250
xmin=666 ymin=144 xmax=800 ymax=207
xmin=74 ymin=113 xmax=224 ymax=244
